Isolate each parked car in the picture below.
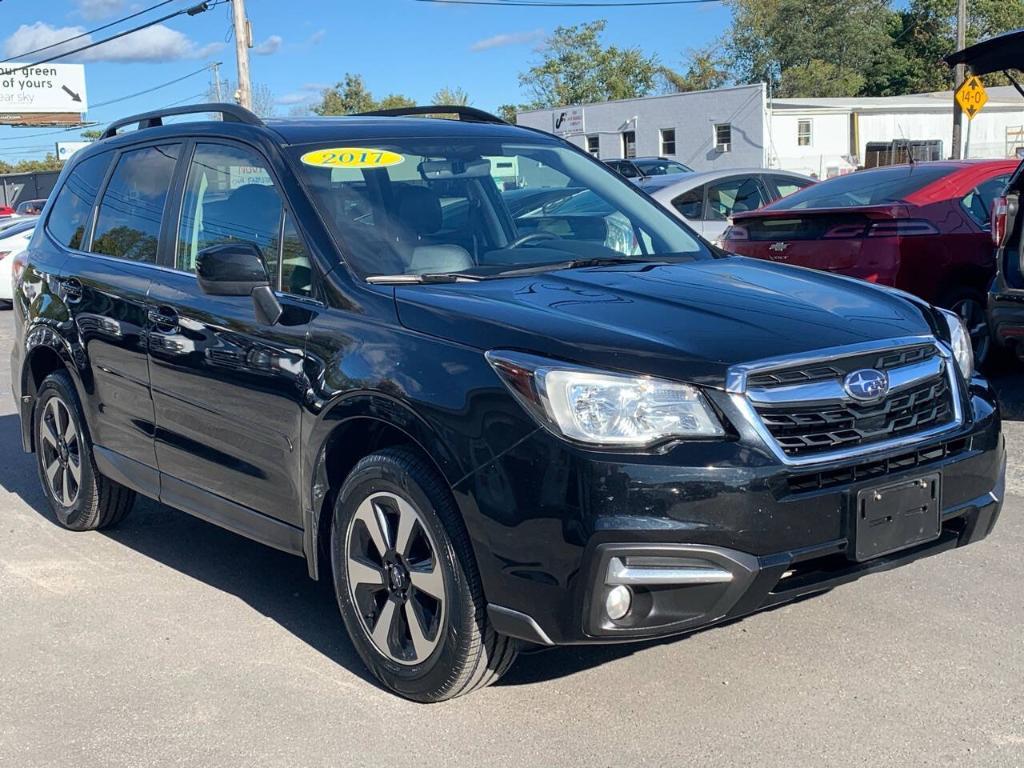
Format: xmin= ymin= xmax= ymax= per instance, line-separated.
xmin=604 ymin=157 xmax=693 ymax=186
xmin=647 ymin=168 xmax=813 ymax=241
xmin=12 ymin=103 xmax=1004 ymax=702
xmin=0 ymin=216 xmax=36 ymax=304
xmin=14 ymin=198 xmax=46 ymax=217
xmin=723 ymin=160 xmax=1019 ymax=364
xmin=0 ymin=205 xmax=14 ymax=218
xmin=945 ymin=28 xmax=1024 ymax=362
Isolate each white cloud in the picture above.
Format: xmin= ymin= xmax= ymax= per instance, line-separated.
xmin=470 ymin=29 xmax=544 ymax=52
xmin=301 ymin=82 xmax=329 ymax=91
xmin=275 ymin=92 xmax=317 ymax=106
xmin=3 ymin=22 xmax=223 ymax=63
xmin=75 ymin=0 xmax=124 ymax=20
xmin=307 ymin=29 xmax=326 ymax=46
xmin=253 ymin=35 xmax=282 ymax=56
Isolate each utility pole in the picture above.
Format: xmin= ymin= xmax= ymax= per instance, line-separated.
xmin=230 ymin=0 xmax=252 ymax=110
xmin=951 ymin=0 xmax=967 ymax=159
xmin=211 ymin=61 xmax=223 ymax=102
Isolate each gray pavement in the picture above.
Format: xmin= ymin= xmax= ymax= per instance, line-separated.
xmin=0 ymin=312 xmax=1022 ymax=767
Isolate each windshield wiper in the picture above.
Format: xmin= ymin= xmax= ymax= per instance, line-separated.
xmin=366 ymin=273 xmax=484 ymax=285
xmin=492 ymin=257 xmax=664 ymax=277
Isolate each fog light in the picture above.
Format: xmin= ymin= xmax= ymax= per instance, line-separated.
xmin=605 ymin=585 xmax=632 ymax=620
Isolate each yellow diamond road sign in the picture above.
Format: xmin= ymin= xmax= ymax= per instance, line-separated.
xmin=956 ymin=75 xmax=988 ymax=120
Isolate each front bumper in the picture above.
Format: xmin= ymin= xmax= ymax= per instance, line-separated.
xmin=467 ymin=379 xmax=1004 ymax=646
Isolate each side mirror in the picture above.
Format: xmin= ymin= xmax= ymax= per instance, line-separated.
xmin=195 ymin=242 xmax=282 ymax=325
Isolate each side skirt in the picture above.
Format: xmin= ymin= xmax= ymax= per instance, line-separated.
xmin=93 ymin=446 xmax=305 ymax=558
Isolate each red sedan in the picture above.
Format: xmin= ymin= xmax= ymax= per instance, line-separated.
xmin=724 ymin=160 xmax=1018 ymax=363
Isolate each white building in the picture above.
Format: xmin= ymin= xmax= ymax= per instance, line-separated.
xmin=516 ymin=84 xmax=1024 ymax=178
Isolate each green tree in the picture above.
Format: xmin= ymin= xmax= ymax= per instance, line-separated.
xmin=0 ymin=154 xmax=65 ymax=174
xmin=519 ymin=20 xmax=660 ymax=107
xmin=725 ymin=0 xmax=896 ymax=97
xmin=661 ymin=45 xmax=731 ymax=93
xmin=80 ymin=128 xmax=103 ymax=140
xmin=375 ymin=93 xmax=417 ymax=111
xmin=867 ymin=0 xmax=1024 ymax=94
xmin=312 ymin=73 xmax=415 ymax=115
xmin=433 ymin=86 xmax=471 ymax=106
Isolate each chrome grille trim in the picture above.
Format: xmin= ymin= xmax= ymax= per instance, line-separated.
xmin=747 ymin=354 xmax=943 ymax=407
xmin=728 ymin=337 xmax=965 ymax=467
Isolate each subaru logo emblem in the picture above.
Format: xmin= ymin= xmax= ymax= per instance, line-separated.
xmin=844 ymin=368 xmax=889 ymax=402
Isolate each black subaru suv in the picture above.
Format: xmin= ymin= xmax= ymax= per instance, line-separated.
xmin=11 ymin=103 xmax=1004 ymax=702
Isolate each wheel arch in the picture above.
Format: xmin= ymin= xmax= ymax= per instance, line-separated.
xmin=19 ymin=328 xmax=89 ymax=453
xmin=303 ymin=392 xmax=468 ymax=581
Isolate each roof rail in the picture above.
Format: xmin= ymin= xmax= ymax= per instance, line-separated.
xmin=100 ymin=102 xmax=263 ymax=140
xmin=355 ymin=105 xmax=508 ymax=125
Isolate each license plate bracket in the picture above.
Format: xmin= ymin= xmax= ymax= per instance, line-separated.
xmin=853 ymin=473 xmax=941 ymax=562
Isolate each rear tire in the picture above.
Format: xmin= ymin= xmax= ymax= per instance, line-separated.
xmin=33 ymin=371 xmax=135 ymax=531
xmin=330 ymin=447 xmax=518 ymax=702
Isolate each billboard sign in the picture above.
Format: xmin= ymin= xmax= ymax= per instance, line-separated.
xmin=0 ymin=62 xmax=87 ymax=125
xmin=56 ymin=141 xmax=92 ymax=160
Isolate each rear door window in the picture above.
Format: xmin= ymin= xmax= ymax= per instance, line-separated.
xmin=91 ymin=144 xmax=180 ymax=263
xmin=705 ymin=176 xmax=768 ymax=221
xmin=46 ymin=152 xmax=111 ymax=250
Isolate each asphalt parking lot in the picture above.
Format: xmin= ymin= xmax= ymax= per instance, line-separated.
xmin=0 ymin=313 xmax=1021 ymax=768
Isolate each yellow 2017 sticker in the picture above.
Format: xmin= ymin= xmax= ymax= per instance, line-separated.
xmin=300 ymin=147 xmax=405 ymax=169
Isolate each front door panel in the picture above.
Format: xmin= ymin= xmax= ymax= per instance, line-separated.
xmin=147 ymin=272 xmax=314 ymax=525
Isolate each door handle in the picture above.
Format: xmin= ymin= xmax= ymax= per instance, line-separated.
xmin=148 ymin=306 xmax=179 ymax=332
xmin=62 ymin=277 xmax=83 ymax=304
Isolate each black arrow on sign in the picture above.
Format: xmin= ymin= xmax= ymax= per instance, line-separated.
xmin=61 ymin=85 xmax=82 ymax=103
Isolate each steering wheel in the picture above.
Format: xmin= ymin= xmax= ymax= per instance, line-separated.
xmin=507 ymin=231 xmax=561 ymax=249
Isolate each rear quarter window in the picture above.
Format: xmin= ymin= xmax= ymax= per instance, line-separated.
xmin=46 ymin=152 xmax=112 ymax=250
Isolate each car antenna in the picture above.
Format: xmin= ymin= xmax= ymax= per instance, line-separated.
xmin=896 ymin=123 xmax=916 ymax=167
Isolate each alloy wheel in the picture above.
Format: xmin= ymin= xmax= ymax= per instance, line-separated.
xmin=344 ymin=491 xmax=446 ymax=666
xmin=39 ymin=396 xmax=82 ymax=507
xmin=952 ymin=297 xmax=990 ymax=366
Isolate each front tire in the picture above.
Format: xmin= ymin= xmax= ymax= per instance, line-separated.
xmin=33 ymin=371 xmax=135 ymax=531
xmin=330 ymin=448 xmax=517 ymax=702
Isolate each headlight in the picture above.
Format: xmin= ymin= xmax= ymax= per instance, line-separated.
xmin=940 ymin=309 xmax=974 ymax=381
xmin=486 ymin=351 xmax=724 ymax=447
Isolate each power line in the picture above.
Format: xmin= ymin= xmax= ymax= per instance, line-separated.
xmin=414 ymin=0 xmax=720 ymax=6
xmin=8 ymin=0 xmax=223 ymax=70
xmin=89 ymin=63 xmax=218 ymax=109
xmin=0 ymin=0 xmax=179 ymax=64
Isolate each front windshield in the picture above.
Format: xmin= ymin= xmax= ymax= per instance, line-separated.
xmin=293 ymin=137 xmax=708 ymax=279
xmin=635 ymin=159 xmax=692 ymax=176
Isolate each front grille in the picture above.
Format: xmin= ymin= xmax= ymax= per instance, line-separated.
xmin=787 ymin=438 xmax=970 ymax=493
xmin=745 ymin=343 xmax=958 ymax=459
xmin=746 ymin=344 xmax=937 ymax=388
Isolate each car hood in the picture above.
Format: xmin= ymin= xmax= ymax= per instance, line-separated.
xmin=393 ymin=256 xmax=939 ymax=388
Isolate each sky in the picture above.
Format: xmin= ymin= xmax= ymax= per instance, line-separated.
xmin=0 ymin=0 xmax=732 ymax=163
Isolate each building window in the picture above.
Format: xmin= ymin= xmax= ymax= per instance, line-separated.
xmin=714 ymin=123 xmax=731 ymax=151
xmin=798 ymin=119 xmax=812 ymax=147
xmin=622 ymin=130 xmax=636 ymax=159
xmin=660 ymin=128 xmax=676 ymax=156
xmin=586 ymin=135 xmax=600 ymax=157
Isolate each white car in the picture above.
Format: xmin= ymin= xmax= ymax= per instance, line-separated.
xmin=644 ymin=168 xmax=814 ymax=242
xmin=0 ymin=216 xmax=37 ymax=304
